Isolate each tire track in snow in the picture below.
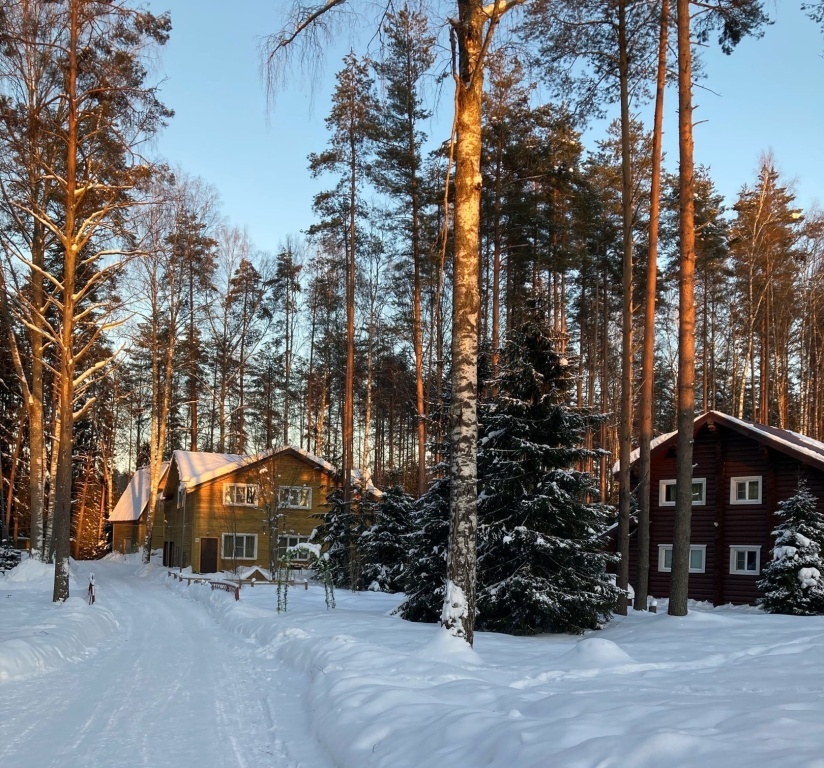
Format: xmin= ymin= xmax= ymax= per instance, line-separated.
xmin=0 ymin=562 xmax=296 ymax=768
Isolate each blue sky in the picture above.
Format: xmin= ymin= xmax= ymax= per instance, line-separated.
xmin=145 ymin=1 xmax=824 ymax=252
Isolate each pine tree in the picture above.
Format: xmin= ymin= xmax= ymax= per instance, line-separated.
xmin=475 ymin=319 xmax=620 ymax=635
xmin=360 ymin=485 xmax=414 ymax=592
xmin=370 ymin=6 xmax=435 ymax=496
xmin=758 ymin=481 xmax=824 ymax=616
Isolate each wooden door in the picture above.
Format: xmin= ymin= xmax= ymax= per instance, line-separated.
xmin=200 ymin=538 xmax=218 ymax=573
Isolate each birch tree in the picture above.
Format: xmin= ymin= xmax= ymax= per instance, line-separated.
xmin=264 ymin=0 xmax=524 ymax=645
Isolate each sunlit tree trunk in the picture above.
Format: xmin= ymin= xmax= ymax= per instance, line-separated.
xmin=634 ymin=0 xmax=668 ymax=612
xmin=669 ymin=0 xmax=697 ymax=617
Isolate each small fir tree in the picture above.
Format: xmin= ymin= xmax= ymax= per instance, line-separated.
xmin=398 ymin=395 xmax=452 ymax=622
xmin=475 ymin=320 xmax=620 ymax=635
xmin=397 ymin=470 xmax=451 ymax=622
xmin=311 ymin=480 xmax=376 ymax=589
xmin=311 ymin=487 xmax=356 ymax=588
xmin=758 ymin=481 xmax=824 ymax=616
xmin=360 ymin=485 xmax=414 ymax=592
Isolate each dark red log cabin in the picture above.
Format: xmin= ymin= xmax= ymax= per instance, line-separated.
xmin=621 ymin=411 xmax=824 ymax=606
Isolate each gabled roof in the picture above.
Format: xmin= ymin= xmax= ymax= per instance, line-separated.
xmin=173 ymin=451 xmax=246 ymax=489
xmin=615 ymin=410 xmax=824 ymax=474
xmin=171 ymin=445 xmax=380 ymax=495
xmin=110 ymin=463 xmax=169 ymax=522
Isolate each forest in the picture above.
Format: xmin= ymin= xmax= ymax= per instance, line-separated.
xmin=1 ymin=0 xmax=823 ymax=634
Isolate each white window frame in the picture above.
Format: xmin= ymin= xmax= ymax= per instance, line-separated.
xmin=658 ymin=544 xmax=707 ymax=573
xmin=176 ymin=486 xmax=184 ymax=509
xmin=278 ymin=485 xmax=312 ymax=510
xmin=730 ymin=476 xmax=762 ymax=505
xmin=223 ymin=483 xmax=260 ymax=507
xmin=729 ymin=545 xmax=761 ymax=575
xmin=221 ymin=533 xmax=258 ymax=560
xmin=659 ymin=478 xmax=706 ymax=507
xmin=278 ymin=534 xmax=311 ymax=559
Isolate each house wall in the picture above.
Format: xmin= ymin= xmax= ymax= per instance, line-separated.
xmin=111 ymin=520 xmax=144 ymax=554
xmin=164 ymin=451 xmax=332 ymax=574
xmin=635 ymin=422 xmax=824 ymax=605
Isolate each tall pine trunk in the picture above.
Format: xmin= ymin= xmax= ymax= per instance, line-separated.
xmin=634 ymin=0 xmax=668 ymax=612
xmin=52 ymin=1 xmax=81 ymax=601
xmin=669 ymin=0 xmax=697 ymax=617
xmin=616 ymin=0 xmax=633 ymax=617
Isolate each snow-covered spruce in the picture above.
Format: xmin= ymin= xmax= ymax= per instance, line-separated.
xmin=398 ymin=467 xmax=451 ymax=622
xmin=360 ymin=485 xmax=414 ymax=592
xmin=311 ymin=482 xmax=376 ymax=589
xmin=758 ymin=480 xmax=824 ymax=615
xmin=475 ymin=320 xmax=620 ymax=635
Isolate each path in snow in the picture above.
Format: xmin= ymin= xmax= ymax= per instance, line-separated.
xmin=0 ymin=561 xmax=332 ymax=768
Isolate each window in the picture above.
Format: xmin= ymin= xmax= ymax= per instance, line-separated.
xmin=730 ymin=476 xmax=762 ymax=505
xmin=659 ymin=478 xmax=706 ymax=506
xmin=221 ymin=533 xmax=257 ymax=560
xmin=278 ymin=485 xmax=312 ymax=510
xmin=176 ymin=486 xmax=184 ymax=509
xmin=658 ymin=544 xmax=706 ymax=573
xmin=223 ymin=483 xmax=259 ymax=506
xmin=278 ymin=535 xmax=311 ymax=559
xmin=729 ymin=546 xmax=761 ymax=575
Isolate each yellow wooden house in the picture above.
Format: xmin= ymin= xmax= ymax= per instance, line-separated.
xmin=109 ymin=463 xmax=169 ymax=554
xmin=159 ymin=446 xmax=351 ymax=574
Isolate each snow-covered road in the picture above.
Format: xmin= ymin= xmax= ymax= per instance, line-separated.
xmin=0 ymin=560 xmax=331 ymax=768
xmin=5 ymin=557 xmax=824 ymax=767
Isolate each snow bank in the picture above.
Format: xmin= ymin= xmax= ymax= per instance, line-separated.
xmin=165 ymin=573 xmax=824 ymax=767
xmin=0 ymin=560 xmax=118 ymax=683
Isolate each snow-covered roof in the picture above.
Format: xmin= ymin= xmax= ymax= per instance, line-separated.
xmin=614 ymin=411 xmax=824 ymax=475
xmin=612 ymin=430 xmax=676 ymax=475
xmin=109 ymin=463 xmax=169 ymax=522
xmin=171 ymin=445 xmax=381 ymax=496
xmin=173 ymin=451 xmax=246 ymax=489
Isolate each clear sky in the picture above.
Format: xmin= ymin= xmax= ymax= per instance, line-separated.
xmin=144 ymin=1 xmax=824 ymax=252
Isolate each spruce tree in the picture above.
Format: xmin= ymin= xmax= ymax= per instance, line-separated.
xmin=311 ymin=481 xmax=375 ymax=589
xmin=311 ymin=488 xmax=355 ymax=588
xmin=397 ymin=470 xmax=450 ymax=622
xmin=360 ymin=485 xmax=414 ymax=592
xmin=758 ymin=481 xmax=824 ymax=616
xmin=475 ymin=319 xmax=620 ymax=635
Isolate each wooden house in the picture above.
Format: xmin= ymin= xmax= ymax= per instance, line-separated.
xmin=109 ymin=463 xmax=169 ymax=554
xmin=160 ymin=445 xmax=374 ymax=574
xmin=621 ymin=410 xmax=824 ymax=605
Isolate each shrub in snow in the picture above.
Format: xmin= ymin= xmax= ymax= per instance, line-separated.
xmin=0 ymin=542 xmax=22 ymax=573
xmin=475 ymin=320 xmax=620 ymax=635
xmin=276 ymin=543 xmax=334 ymax=612
xmin=758 ymin=481 xmax=824 ymax=616
xmin=360 ymin=485 xmax=414 ymax=592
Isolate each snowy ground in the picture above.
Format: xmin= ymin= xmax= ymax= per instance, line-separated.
xmin=2 ymin=558 xmax=824 ymax=767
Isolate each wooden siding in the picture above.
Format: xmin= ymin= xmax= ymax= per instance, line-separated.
xmin=111 ymin=520 xmax=144 ymax=554
xmin=631 ymin=422 xmax=824 ymax=606
xmin=163 ymin=451 xmax=333 ymax=573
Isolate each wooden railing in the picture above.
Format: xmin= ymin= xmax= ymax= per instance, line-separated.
xmin=209 ymin=581 xmax=241 ymax=600
xmin=168 ymin=571 xmax=240 ymax=601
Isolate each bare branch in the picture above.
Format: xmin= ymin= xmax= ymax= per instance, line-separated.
xmin=260 ymin=0 xmax=350 ymax=106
